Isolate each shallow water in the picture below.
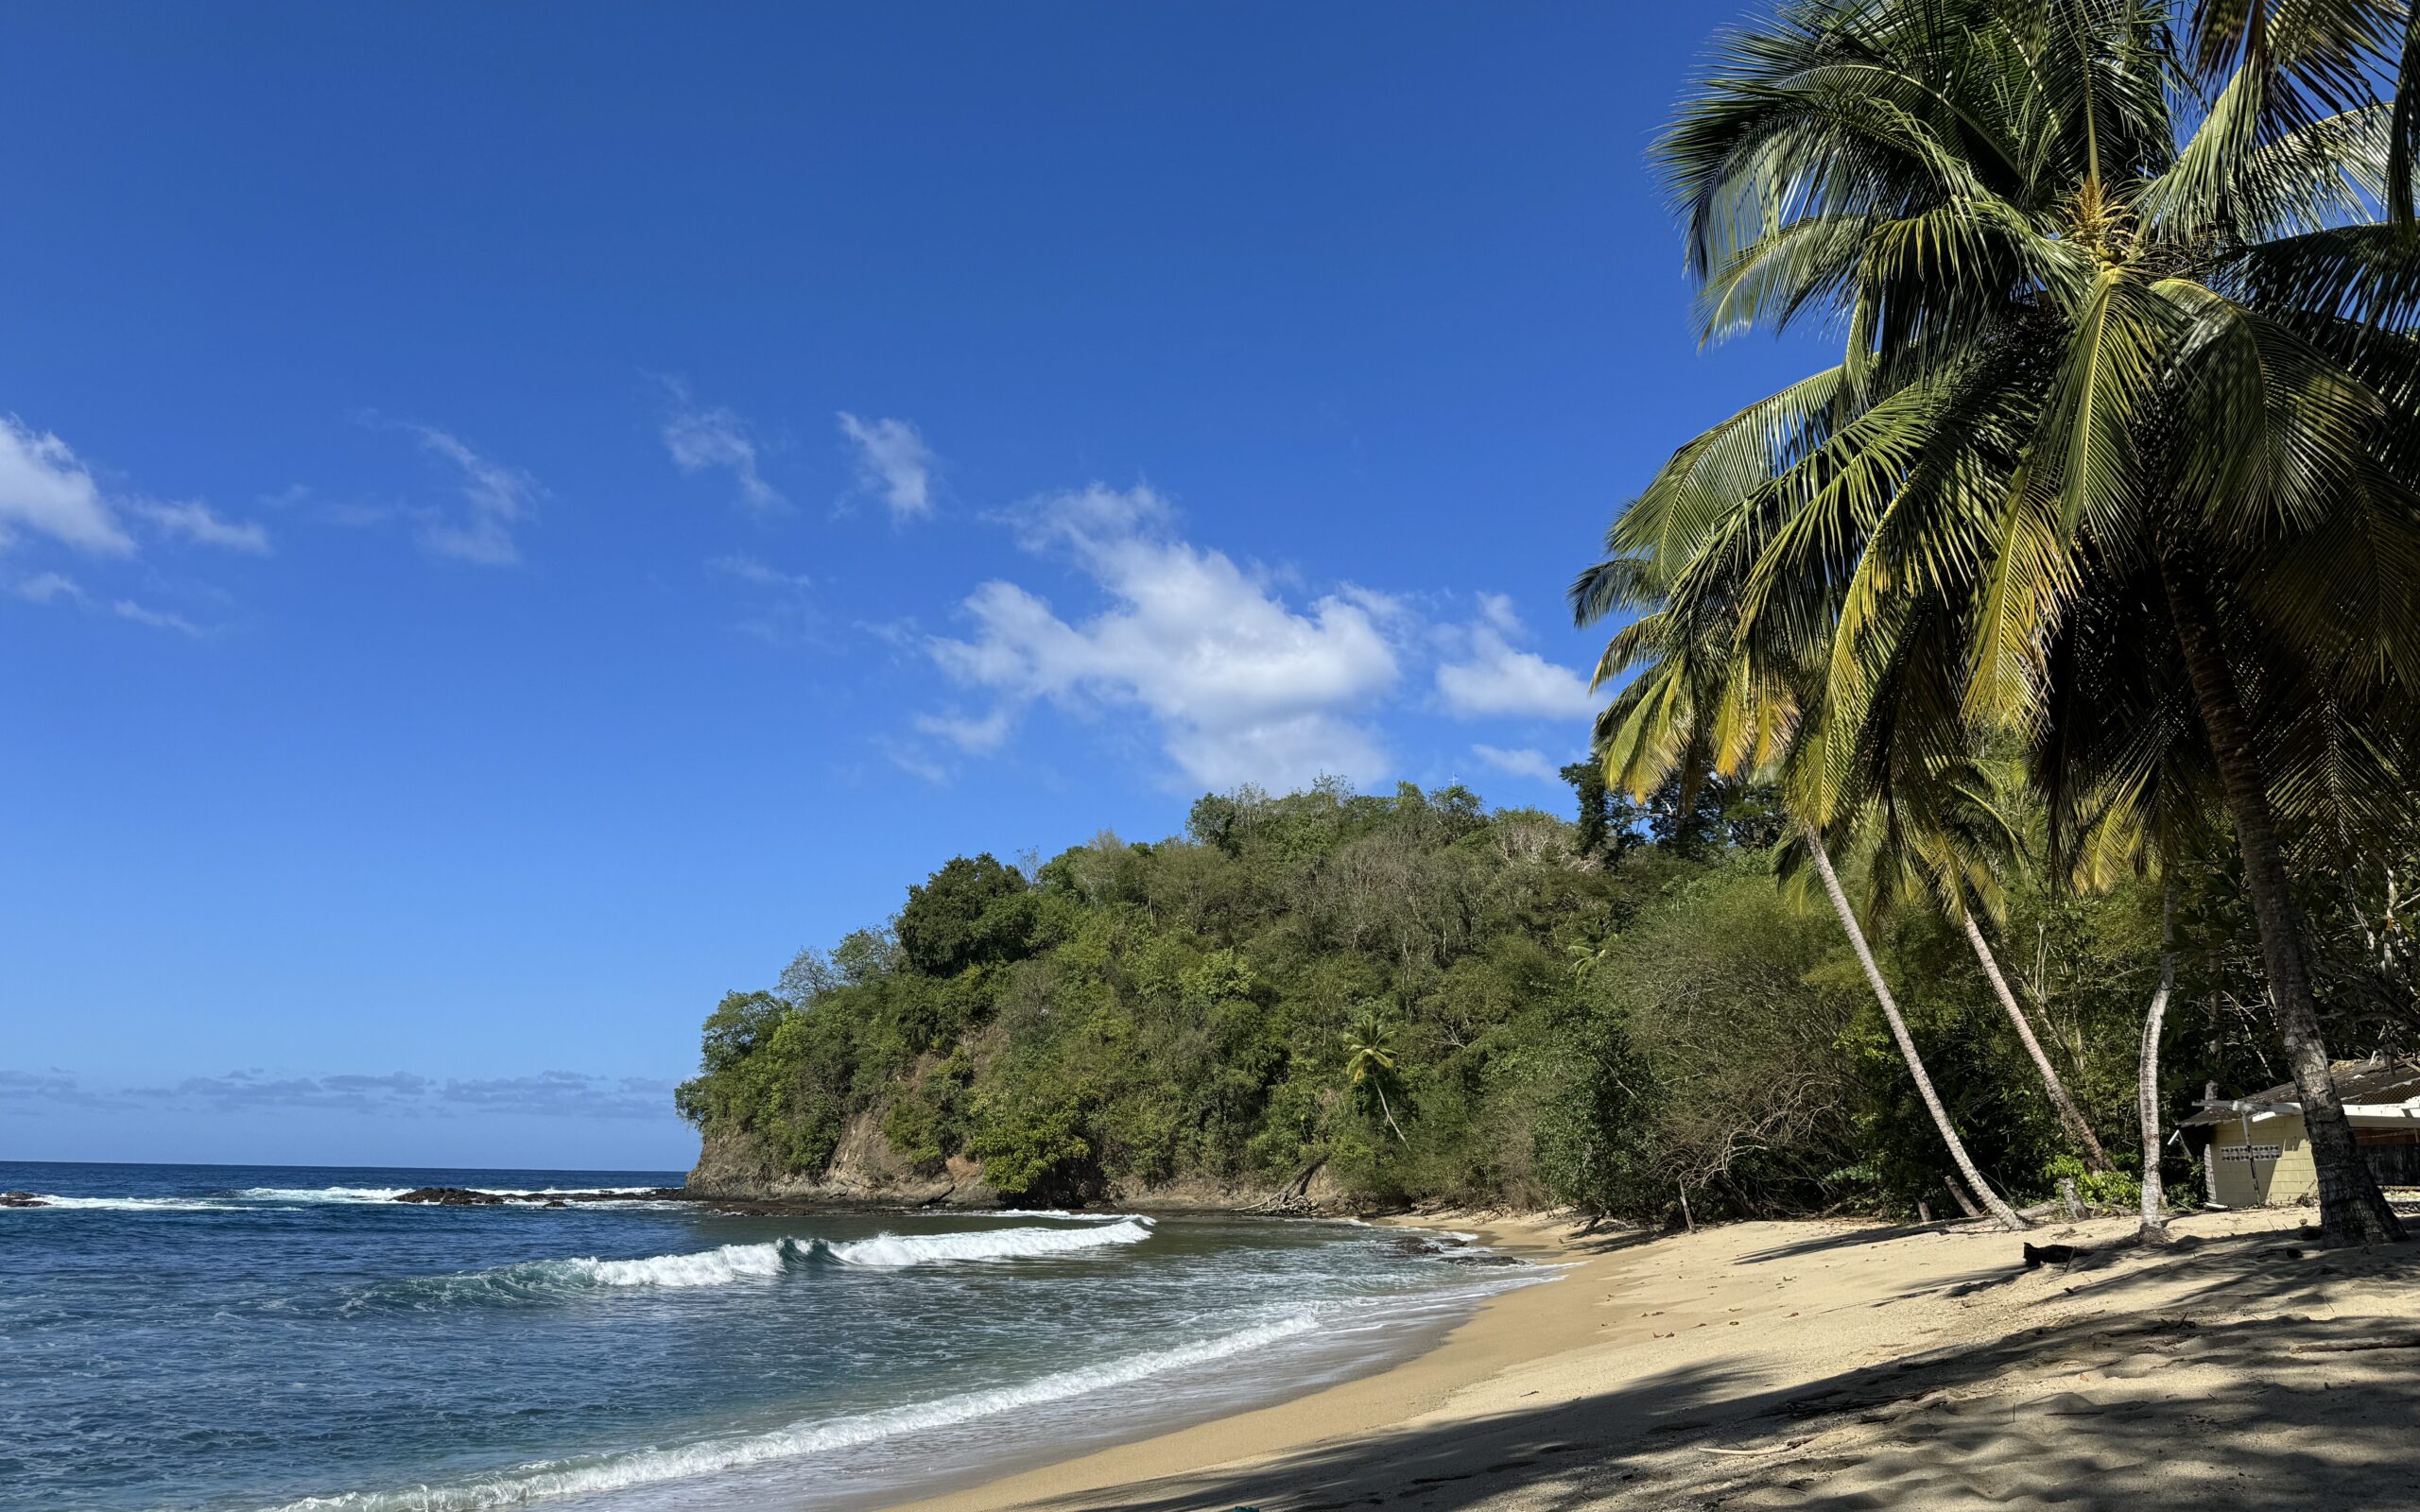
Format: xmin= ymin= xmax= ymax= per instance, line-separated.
xmin=0 ymin=1160 xmax=1538 ymax=1512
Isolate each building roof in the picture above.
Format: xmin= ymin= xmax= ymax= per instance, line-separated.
xmin=2177 ymin=1057 xmax=2420 ymax=1127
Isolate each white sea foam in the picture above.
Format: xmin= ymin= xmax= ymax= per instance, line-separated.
xmin=824 ymin=1217 xmax=1152 ymax=1267
xmin=6 ymin=1194 xmax=228 ymax=1211
xmin=5 ymin=1184 xmax=670 ymax=1211
xmin=561 ymin=1242 xmax=792 ymax=1289
xmin=236 ymin=1186 xmax=418 ymax=1203
xmin=261 ymin=1311 xmax=1322 ymax=1512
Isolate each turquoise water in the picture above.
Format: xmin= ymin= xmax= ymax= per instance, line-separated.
xmin=0 ymin=1161 xmax=1538 ymax=1512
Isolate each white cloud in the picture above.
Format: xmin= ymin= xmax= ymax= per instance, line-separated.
xmin=1472 ymin=744 xmax=1562 ymax=783
xmin=1435 ymin=593 xmax=1598 ymax=722
xmin=706 ymin=554 xmax=817 ymax=645
xmin=135 ymin=499 xmax=270 ymax=555
xmin=13 ymin=570 xmax=88 ymax=605
xmin=111 ymin=599 xmax=201 ymax=636
xmin=708 ymin=553 xmax=811 ymax=592
xmin=880 ymin=738 xmax=953 ymax=785
xmin=838 ymin=413 xmax=936 ymax=521
xmin=925 ymin=484 xmax=1400 ymax=789
xmin=664 ymin=387 xmax=784 ymax=513
xmin=12 ymin=569 xmax=199 ymax=635
xmin=397 ymin=423 xmax=541 ymax=566
xmin=915 ymin=707 xmax=1015 ymax=753
xmin=0 ymin=415 xmax=136 ymax=556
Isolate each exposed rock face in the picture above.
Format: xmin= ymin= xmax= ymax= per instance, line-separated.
xmin=684 ymin=1125 xmax=1357 ymax=1213
xmin=0 ymin=1192 xmax=47 ymax=1207
xmin=684 ymin=1115 xmax=994 ymax=1208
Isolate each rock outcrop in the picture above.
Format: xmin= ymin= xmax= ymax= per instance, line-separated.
xmin=391 ymin=1186 xmax=683 ymax=1206
xmin=684 ymin=1122 xmax=1356 ymax=1213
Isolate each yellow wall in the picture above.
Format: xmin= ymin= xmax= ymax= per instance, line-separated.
xmin=2210 ymin=1114 xmax=2316 ymax=1206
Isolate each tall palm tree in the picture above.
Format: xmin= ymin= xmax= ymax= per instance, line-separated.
xmin=1846 ymin=760 xmax=2116 ymax=1171
xmin=1342 ymin=1012 xmax=1410 ymax=1146
xmin=1582 ymin=576 xmax=2034 ymax=1231
xmin=1616 ymin=0 xmax=2420 ymax=1244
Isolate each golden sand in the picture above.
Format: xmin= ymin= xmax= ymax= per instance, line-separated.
xmin=890 ymin=1204 xmax=2420 ymax=1512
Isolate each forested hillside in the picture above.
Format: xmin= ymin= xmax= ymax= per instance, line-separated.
xmin=678 ymin=779 xmax=2416 ymax=1222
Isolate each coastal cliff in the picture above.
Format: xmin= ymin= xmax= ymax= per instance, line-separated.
xmin=684 ymin=1115 xmax=1346 ymax=1212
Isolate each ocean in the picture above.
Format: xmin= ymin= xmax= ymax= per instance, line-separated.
xmin=0 ymin=1160 xmax=1543 ymax=1512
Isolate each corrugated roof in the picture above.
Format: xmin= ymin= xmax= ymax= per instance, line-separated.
xmin=2177 ymin=1057 xmax=2420 ymax=1127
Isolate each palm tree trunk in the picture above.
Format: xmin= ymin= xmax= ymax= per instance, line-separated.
xmin=2138 ymin=880 xmax=2177 ymax=1244
xmin=1374 ymin=1083 xmax=1409 ymax=1146
xmin=1960 ymin=911 xmax=2113 ymax=1172
xmin=1806 ymin=827 xmax=2030 ymax=1232
xmin=2160 ymin=558 xmax=2403 ymax=1246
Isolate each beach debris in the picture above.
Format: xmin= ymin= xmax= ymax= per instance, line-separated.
xmin=2022 ymin=1242 xmax=2077 ymax=1269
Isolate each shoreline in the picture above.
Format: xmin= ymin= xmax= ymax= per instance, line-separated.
xmin=885 ymin=1211 xmax=1605 ymax=1512
xmin=885 ymin=1203 xmax=2420 ymax=1512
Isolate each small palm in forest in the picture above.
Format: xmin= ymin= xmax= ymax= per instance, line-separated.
xmin=1342 ymin=1012 xmax=1410 ymax=1146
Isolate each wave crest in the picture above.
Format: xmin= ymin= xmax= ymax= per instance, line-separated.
xmin=824 ymin=1217 xmax=1152 ymax=1267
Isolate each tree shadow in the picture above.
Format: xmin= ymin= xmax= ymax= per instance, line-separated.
xmin=1031 ymin=1228 xmax=2420 ymax=1512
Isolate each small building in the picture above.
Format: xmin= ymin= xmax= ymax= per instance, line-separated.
xmin=2178 ymin=1057 xmax=2420 ymax=1207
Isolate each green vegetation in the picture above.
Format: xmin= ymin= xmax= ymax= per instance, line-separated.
xmin=1572 ymin=0 xmax=2420 ymax=1244
xmin=686 ymin=0 xmax=2420 ymax=1237
xmin=678 ymin=778 xmax=2414 ymax=1223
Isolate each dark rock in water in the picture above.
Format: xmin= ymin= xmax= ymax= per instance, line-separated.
xmin=1382 ymin=1233 xmax=1522 ymax=1266
xmin=0 ymin=1191 xmax=47 ymax=1207
xmin=391 ymin=1186 xmax=684 ymax=1207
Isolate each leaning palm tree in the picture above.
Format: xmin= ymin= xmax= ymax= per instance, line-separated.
xmin=1342 ymin=1012 xmax=1410 ymax=1146
xmin=1582 ymin=572 xmax=2034 ymax=1231
xmin=1626 ymin=0 xmax=2420 ymax=1244
xmin=1844 ymin=758 xmax=2116 ymax=1172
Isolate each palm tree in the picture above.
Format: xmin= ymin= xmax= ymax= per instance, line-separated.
xmin=1846 ymin=761 xmax=2116 ymax=1172
xmin=1623 ymin=0 xmax=2419 ymax=1245
xmin=1342 ymin=1011 xmax=1409 ymax=1146
xmin=1581 ymin=577 xmax=2034 ymax=1231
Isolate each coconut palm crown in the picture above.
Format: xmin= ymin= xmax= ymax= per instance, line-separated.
xmin=1581 ymin=0 xmax=2420 ymax=1243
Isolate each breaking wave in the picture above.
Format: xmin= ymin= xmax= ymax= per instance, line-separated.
xmin=823 ymin=1217 xmax=1152 ymax=1267
xmin=6 ymin=1185 xmax=672 ymax=1211
xmin=263 ymin=1311 xmax=1320 ymax=1512
xmin=368 ymin=1219 xmax=1156 ymax=1310
xmin=6 ymin=1194 xmax=229 ymax=1211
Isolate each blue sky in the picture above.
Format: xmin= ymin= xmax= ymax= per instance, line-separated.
xmin=0 ymin=3 xmax=1823 ymax=1169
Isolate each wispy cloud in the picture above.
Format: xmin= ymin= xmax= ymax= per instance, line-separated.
xmin=663 ymin=384 xmax=785 ymax=514
xmin=0 ymin=1069 xmax=107 ymax=1111
xmin=110 ymin=599 xmax=202 ymax=637
xmin=135 ymin=499 xmax=271 ymax=555
xmin=13 ymin=569 xmax=205 ymax=636
xmin=370 ymin=418 xmax=543 ymax=566
xmin=706 ymin=554 xmax=817 ymax=645
xmin=914 ymin=707 xmax=1015 ymax=754
xmin=838 ymin=413 xmax=936 ymax=521
xmin=1435 ymin=593 xmax=1597 ymax=722
xmin=8 ymin=1067 xmax=681 ymax=1121
xmin=0 ymin=414 xmax=136 ymax=556
xmin=922 ymin=484 xmax=1400 ymax=789
xmin=1472 ymin=744 xmax=1563 ymax=783
xmin=13 ymin=570 xmax=88 ymax=606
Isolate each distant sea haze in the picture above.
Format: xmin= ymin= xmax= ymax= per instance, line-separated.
xmin=0 ymin=1161 xmax=1538 ymax=1512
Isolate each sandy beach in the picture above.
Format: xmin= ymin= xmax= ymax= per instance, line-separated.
xmin=893 ymin=1205 xmax=2420 ymax=1512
